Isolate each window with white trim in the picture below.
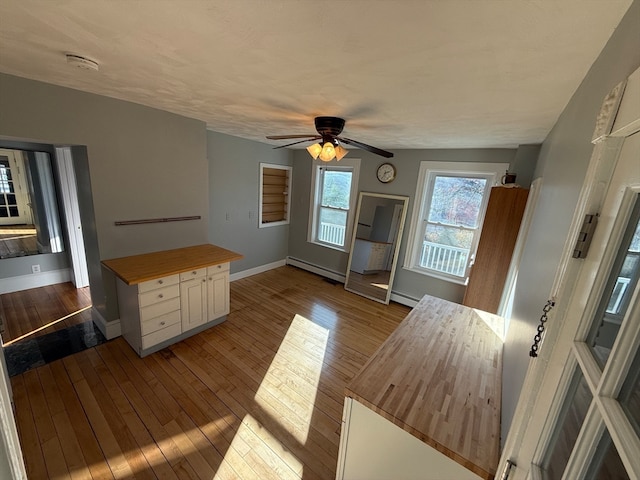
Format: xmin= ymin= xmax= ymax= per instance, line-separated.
xmin=308 ymin=157 xmax=360 ymax=252
xmin=404 ymin=161 xmax=508 ymax=284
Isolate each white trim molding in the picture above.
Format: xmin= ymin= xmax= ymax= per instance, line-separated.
xmin=91 ymin=307 xmax=121 ymax=340
xmin=229 ymin=259 xmax=286 ymax=282
xmin=0 ymin=268 xmax=71 ymax=294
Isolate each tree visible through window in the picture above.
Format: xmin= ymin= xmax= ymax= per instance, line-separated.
xmin=423 ymin=176 xmax=487 ymax=276
xmin=404 ymin=161 xmax=507 ymax=283
xmin=318 ymin=170 xmax=351 ymax=246
xmin=308 ymin=158 xmax=360 ymax=251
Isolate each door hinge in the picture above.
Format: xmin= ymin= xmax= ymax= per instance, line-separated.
xmin=501 ymin=459 xmax=517 ymax=480
xmin=573 ymin=213 xmax=598 ymax=259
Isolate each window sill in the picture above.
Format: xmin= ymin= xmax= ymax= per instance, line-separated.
xmin=402 ymin=265 xmax=469 ymax=286
xmin=309 ymin=239 xmax=349 ymax=254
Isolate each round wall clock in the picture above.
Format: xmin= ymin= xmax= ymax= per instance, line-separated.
xmin=376 ymin=162 xmax=396 ymax=183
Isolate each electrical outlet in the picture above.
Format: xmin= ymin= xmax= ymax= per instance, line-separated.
xmin=225 ymin=212 xmax=230 ymax=221
xmin=31 ymin=264 xmax=41 ymax=274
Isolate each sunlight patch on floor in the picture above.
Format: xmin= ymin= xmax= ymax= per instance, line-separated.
xmin=2 ymin=306 xmax=92 ymax=346
xmin=213 ymin=413 xmax=305 ymax=480
xmin=255 ymin=314 xmax=329 ymax=444
xmin=371 ymin=282 xmax=389 ymax=290
xmin=0 ymin=226 xmax=36 ymax=236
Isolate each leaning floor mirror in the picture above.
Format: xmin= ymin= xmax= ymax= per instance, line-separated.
xmin=345 ymin=192 xmax=409 ymax=304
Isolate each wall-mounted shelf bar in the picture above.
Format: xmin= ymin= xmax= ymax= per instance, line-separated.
xmin=115 ymin=215 xmax=201 ymax=226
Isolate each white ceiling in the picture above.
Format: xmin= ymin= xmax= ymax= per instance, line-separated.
xmin=0 ymin=0 xmax=632 ymax=150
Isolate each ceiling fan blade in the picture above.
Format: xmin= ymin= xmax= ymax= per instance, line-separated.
xmin=338 ymin=137 xmax=394 ymax=158
xmin=272 ymin=137 xmax=320 ymax=149
xmin=266 ymin=134 xmax=318 ymax=140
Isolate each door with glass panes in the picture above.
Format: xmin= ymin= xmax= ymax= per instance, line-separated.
xmin=499 ymin=68 xmax=640 ymax=480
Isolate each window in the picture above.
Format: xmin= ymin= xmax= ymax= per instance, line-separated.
xmin=259 ymin=163 xmax=292 ymax=228
xmin=308 ymin=157 xmax=360 ymax=252
xmin=404 ymin=161 xmax=508 ymax=284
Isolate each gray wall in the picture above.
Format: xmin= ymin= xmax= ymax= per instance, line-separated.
xmin=0 ymin=74 xmax=209 ymax=322
xmin=288 ymin=146 xmax=538 ymax=303
xmin=501 ymin=0 xmax=640 ymax=440
xmin=207 ymin=131 xmax=292 ymax=273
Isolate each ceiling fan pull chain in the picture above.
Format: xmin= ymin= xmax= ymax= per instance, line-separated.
xmin=529 ymin=299 xmax=555 ymax=358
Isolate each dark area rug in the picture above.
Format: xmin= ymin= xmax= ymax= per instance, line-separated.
xmin=4 ymin=321 xmax=107 ymax=377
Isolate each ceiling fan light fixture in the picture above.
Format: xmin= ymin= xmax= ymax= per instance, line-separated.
xmin=319 ymin=142 xmax=336 ymax=162
xmin=306 ymin=143 xmax=322 ymax=159
xmin=334 ymin=144 xmax=348 ymax=161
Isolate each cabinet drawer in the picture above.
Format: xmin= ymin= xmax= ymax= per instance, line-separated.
xmin=140 ymin=297 xmax=181 ymax=322
xmin=139 ymin=284 xmax=180 ymax=308
xmin=138 ymin=274 xmax=179 ymax=293
xmin=180 ymin=268 xmax=207 ymax=281
xmin=141 ymin=321 xmax=182 ymax=350
xmin=141 ymin=309 xmax=181 ymax=336
xmin=207 ymin=262 xmax=230 ymax=274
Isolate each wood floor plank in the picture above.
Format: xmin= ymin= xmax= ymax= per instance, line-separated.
xmin=87 ymin=348 xmax=179 ymax=480
xmin=10 ymin=375 xmax=48 ymax=479
xmin=72 ymin=350 xmax=156 ymax=480
xmin=50 ymin=411 xmax=93 ymax=480
xmin=49 ymin=360 xmax=115 ymax=480
xmin=96 ymin=341 xmax=186 ymax=472
xmin=41 ymin=435 xmax=70 ymax=479
xmin=0 ymin=282 xmax=91 ymax=344
xmin=10 ymin=266 xmax=410 ymax=479
xmin=22 ymin=369 xmax=57 ymax=445
xmin=70 ymin=375 xmax=135 ymax=479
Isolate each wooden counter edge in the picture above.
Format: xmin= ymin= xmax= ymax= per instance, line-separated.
xmin=344 ymin=391 xmax=495 ymax=480
xmin=101 ymin=244 xmax=243 ymax=285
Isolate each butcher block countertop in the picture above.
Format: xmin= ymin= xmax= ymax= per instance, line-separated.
xmin=345 ymin=294 xmax=504 ymax=480
xmin=102 ymin=244 xmax=243 ymax=285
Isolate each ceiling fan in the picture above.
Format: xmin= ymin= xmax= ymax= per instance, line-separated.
xmin=266 ymin=116 xmax=394 ymax=161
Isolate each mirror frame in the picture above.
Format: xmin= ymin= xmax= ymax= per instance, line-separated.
xmin=344 ymin=192 xmax=409 ymax=304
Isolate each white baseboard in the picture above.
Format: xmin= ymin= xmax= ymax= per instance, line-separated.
xmin=229 ymin=259 xmax=286 ymax=282
xmin=91 ymin=307 xmax=121 ymax=340
xmin=0 ymin=268 xmax=71 ymax=294
xmin=389 ymin=292 xmax=420 ymax=308
xmin=287 ymin=257 xmax=421 ymax=308
xmin=286 ymin=256 xmax=346 ymax=283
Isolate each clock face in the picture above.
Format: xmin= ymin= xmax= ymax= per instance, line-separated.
xmin=377 ymin=163 xmax=396 ymax=183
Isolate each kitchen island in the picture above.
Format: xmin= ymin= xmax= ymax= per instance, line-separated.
xmin=336 ymin=294 xmax=504 ymax=480
xmin=102 ymin=244 xmax=242 ymax=357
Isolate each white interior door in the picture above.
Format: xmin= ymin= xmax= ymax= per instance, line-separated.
xmin=499 ymin=68 xmax=640 ymax=480
xmin=55 ymin=147 xmax=89 ymax=288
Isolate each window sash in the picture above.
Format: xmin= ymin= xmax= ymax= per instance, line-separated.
xmin=403 ymin=161 xmax=507 ymax=283
xmin=308 ymin=159 xmax=360 ymax=252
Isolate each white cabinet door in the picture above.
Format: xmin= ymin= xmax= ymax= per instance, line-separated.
xmin=207 ymin=271 xmax=229 ymax=321
xmin=180 ymin=277 xmax=207 ymax=331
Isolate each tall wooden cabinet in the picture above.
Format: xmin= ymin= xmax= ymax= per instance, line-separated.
xmin=463 ymin=186 xmax=529 ymax=313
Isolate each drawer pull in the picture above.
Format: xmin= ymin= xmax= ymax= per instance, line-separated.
xmin=192 ymin=270 xmax=197 ymax=275
xmin=209 ymin=277 xmax=212 ymax=281
xmin=160 ymin=321 xmax=166 ymax=326
xmin=158 ymin=279 xmax=164 ymax=284
xmin=202 ymin=278 xmax=206 ymax=283
xmin=158 ymin=294 xmax=164 ymax=299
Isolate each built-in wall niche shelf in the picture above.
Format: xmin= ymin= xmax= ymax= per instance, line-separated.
xmin=114 ymin=215 xmax=201 ymax=226
xmin=259 ymin=163 xmax=292 ymax=227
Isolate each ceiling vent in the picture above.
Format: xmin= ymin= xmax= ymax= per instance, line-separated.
xmin=66 ymin=54 xmax=99 ymax=71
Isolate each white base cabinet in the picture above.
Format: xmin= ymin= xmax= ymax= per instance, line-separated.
xmin=117 ymin=262 xmax=230 ymax=357
xmin=337 ymin=398 xmax=481 ymax=480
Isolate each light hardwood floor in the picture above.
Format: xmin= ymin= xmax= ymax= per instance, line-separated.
xmin=10 ymin=265 xmax=411 ymax=479
xmin=1 ymin=282 xmax=92 ymax=345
